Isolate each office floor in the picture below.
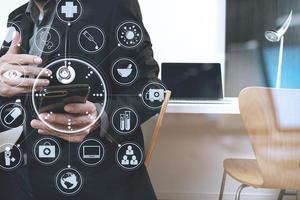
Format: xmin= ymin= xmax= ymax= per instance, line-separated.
xmin=148 ymin=114 xmax=281 ymax=200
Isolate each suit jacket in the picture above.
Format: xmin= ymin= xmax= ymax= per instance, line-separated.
xmin=0 ymin=0 xmax=161 ymax=199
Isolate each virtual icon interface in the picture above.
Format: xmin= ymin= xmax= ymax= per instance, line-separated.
xmin=84 ymin=146 xmax=100 ymax=158
xmin=112 ymin=108 xmax=139 ymax=134
xmin=56 ymin=168 xmax=83 ymax=195
xmin=40 ymin=143 xmax=55 ymax=158
xmin=57 ymin=0 xmax=82 ymax=24
xmin=2 ymin=22 xmax=21 ymax=48
xmin=56 ymin=65 xmax=76 ymax=85
xmin=32 ymin=58 xmax=107 ymax=134
xmin=1 ymin=63 xmax=26 ymax=88
xmin=4 ymin=26 xmax=16 ymax=44
xmin=120 ymin=111 xmax=131 ymax=131
xmin=78 ymin=139 xmax=105 ymax=166
xmin=62 ymin=2 xmax=77 ymax=18
xmin=3 ymin=70 xmax=22 ymax=80
xmin=34 ymin=138 xmax=61 ymax=165
xmin=147 ymin=89 xmax=164 ymax=102
xmin=34 ymin=27 xmax=61 ymax=53
xmin=5 ymin=148 xmax=15 ymax=166
xmin=116 ymin=143 xmax=143 ymax=170
xmin=0 ymin=0 xmax=163 ymax=195
xmin=141 ymin=82 xmax=166 ymax=109
xmin=79 ymin=26 xmax=105 ymax=53
xmin=0 ymin=144 xmax=22 ymax=170
xmin=112 ymin=58 xmax=138 ymax=85
xmin=117 ymin=21 xmax=143 ymax=48
xmin=0 ymin=103 xmax=25 ymax=129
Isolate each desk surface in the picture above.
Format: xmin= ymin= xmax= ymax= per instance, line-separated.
xmin=166 ymin=98 xmax=240 ymax=114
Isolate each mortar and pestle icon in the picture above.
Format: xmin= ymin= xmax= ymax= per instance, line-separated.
xmin=117 ymin=63 xmax=133 ymax=78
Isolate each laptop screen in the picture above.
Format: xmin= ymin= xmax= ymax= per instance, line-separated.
xmin=162 ymin=63 xmax=223 ymax=100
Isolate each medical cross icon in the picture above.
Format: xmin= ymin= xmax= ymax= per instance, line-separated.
xmin=57 ymin=0 xmax=82 ymax=24
xmin=61 ymin=1 xmax=78 ymax=18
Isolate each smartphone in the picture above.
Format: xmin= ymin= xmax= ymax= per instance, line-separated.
xmin=38 ymin=84 xmax=90 ymax=113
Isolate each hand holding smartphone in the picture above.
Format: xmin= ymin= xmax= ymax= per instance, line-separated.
xmin=38 ymin=84 xmax=90 ymax=113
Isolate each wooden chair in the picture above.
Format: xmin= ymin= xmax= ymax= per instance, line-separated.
xmin=219 ymin=87 xmax=300 ymax=200
xmin=142 ymin=90 xmax=171 ymax=168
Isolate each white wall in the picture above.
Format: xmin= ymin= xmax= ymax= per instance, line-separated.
xmin=139 ymin=0 xmax=226 ymax=79
xmin=0 ymin=0 xmax=226 ymax=72
xmin=0 ymin=0 xmax=28 ymax=42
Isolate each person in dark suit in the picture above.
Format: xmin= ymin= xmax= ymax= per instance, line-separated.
xmin=0 ymin=0 xmax=162 ymax=199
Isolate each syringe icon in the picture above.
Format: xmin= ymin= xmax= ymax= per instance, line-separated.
xmin=83 ymin=31 xmax=99 ymax=50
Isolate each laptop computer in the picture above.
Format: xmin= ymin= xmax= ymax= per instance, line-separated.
xmin=162 ymin=63 xmax=229 ymax=104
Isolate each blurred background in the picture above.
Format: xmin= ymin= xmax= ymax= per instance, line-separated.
xmin=226 ymin=0 xmax=300 ymax=96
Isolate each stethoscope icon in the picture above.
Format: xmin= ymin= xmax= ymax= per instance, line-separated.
xmin=40 ymin=30 xmax=54 ymax=50
xmin=56 ymin=65 xmax=76 ymax=85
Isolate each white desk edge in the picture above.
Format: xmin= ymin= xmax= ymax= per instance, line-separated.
xmin=166 ymin=98 xmax=240 ymax=114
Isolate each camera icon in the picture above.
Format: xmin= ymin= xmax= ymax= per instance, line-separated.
xmin=39 ymin=142 xmax=56 ymax=158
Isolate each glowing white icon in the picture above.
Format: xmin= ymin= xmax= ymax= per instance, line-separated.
xmin=145 ymin=89 xmax=164 ymax=102
xmin=3 ymin=70 xmax=22 ymax=80
xmin=117 ymin=143 xmax=143 ymax=170
xmin=120 ymin=111 xmax=131 ymax=131
xmin=4 ymin=26 xmax=17 ymax=43
xmin=0 ymin=103 xmax=25 ymax=129
xmin=40 ymin=30 xmax=54 ymax=50
xmin=56 ymin=65 xmax=76 ymax=85
xmin=56 ymin=168 xmax=83 ymax=195
xmin=121 ymin=146 xmax=138 ymax=166
xmin=117 ymin=64 xmax=133 ymax=78
xmin=117 ymin=21 xmax=143 ymax=48
xmin=83 ymin=31 xmax=99 ymax=50
xmin=38 ymin=142 xmax=56 ymax=158
xmin=4 ymin=146 xmax=16 ymax=167
xmin=60 ymin=172 xmax=79 ymax=190
xmin=61 ymin=2 xmax=78 ymax=18
xmin=83 ymin=146 xmax=101 ymax=159
xmin=4 ymin=107 xmax=22 ymax=125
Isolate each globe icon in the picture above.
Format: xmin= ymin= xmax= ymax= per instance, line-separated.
xmin=60 ymin=172 xmax=78 ymax=190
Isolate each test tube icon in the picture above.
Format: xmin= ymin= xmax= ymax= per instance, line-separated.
xmin=125 ymin=111 xmax=131 ymax=131
xmin=119 ymin=111 xmax=131 ymax=131
xmin=120 ymin=114 xmax=125 ymax=131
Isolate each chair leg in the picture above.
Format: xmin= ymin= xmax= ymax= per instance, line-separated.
xmin=235 ymin=184 xmax=248 ymax=200
xmin=218 ymin=170 xmax=227 ymax=200
xmin=277 ymin=189 xmax=285 ymax=200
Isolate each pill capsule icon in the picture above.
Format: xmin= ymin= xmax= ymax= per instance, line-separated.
xmin=4 ymin=107 xmax=22 ymax=125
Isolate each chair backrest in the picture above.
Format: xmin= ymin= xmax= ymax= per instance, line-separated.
xmin=239 ymin=87 xmax=300 ymax=190
xmin=142 ymin=90 xmax=171 ymax=168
